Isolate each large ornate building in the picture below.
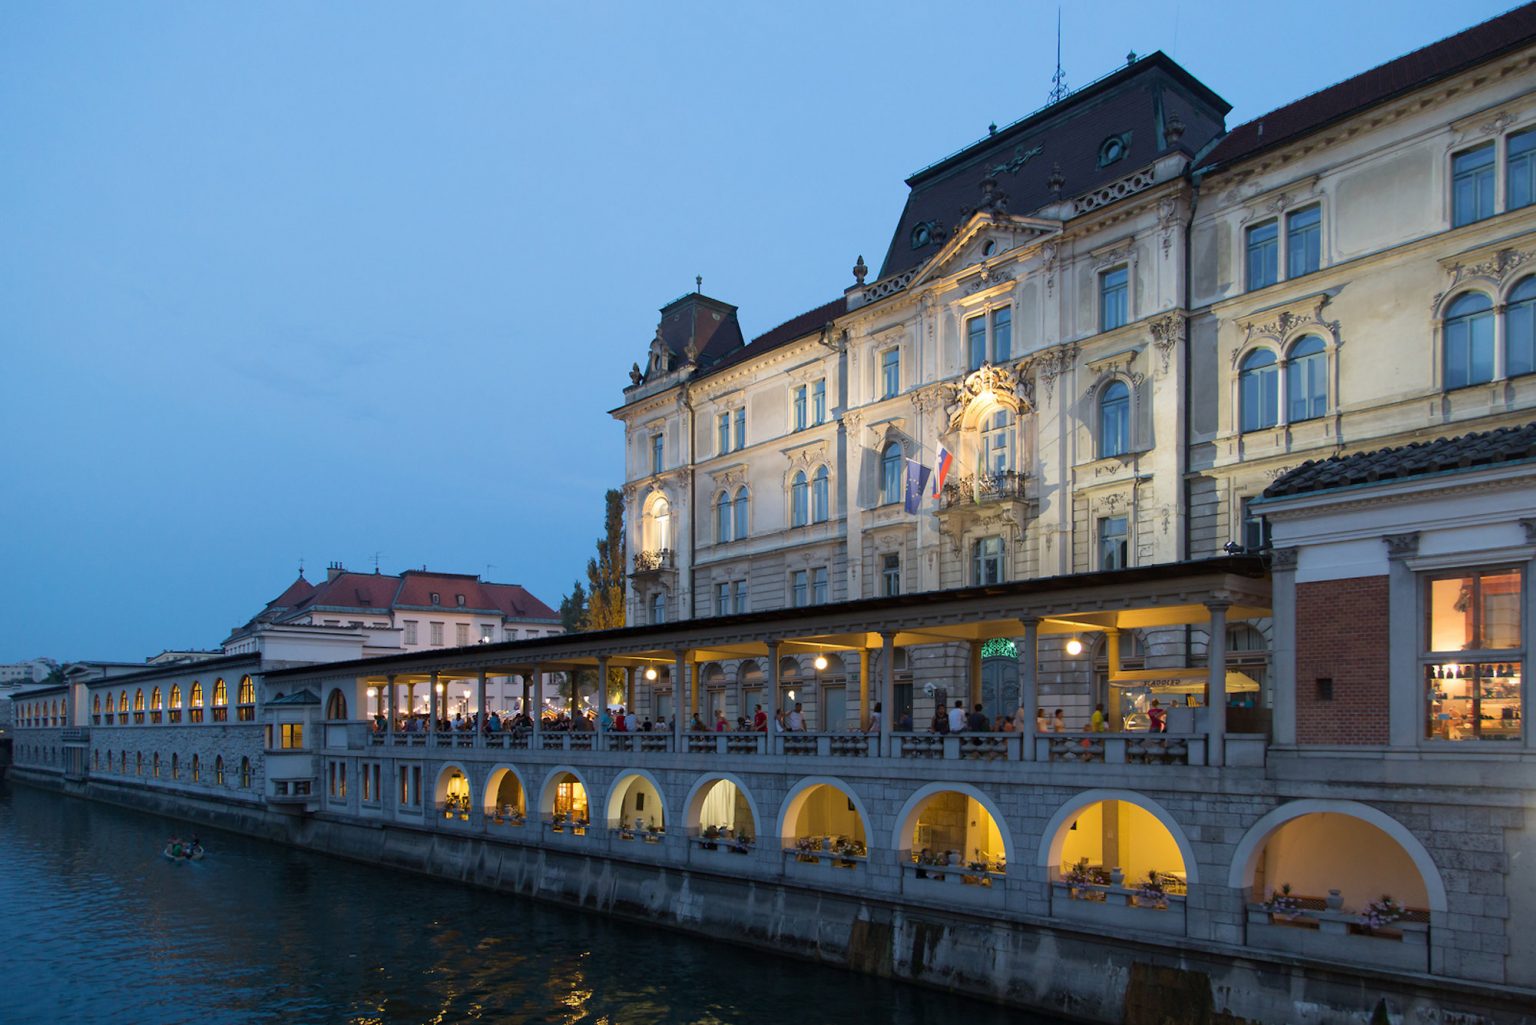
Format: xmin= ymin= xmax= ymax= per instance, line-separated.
xmin=614 ymin=7 xmax=1536 ymax=730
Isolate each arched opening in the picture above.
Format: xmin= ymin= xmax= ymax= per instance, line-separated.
xmin=738 ymin=660 xmax=765 ymax=722
xmin=687 ymin=776 xmax=759 ymax=851
xmin=540 ymin=770 xmax=590 ymax=834
xmin=897 ymin=786 xmax=1008 ymax=881
xmin=779 ymin=656 xmax=802 ymax=715
xmin=215 ymin=756 xmax=225 ymax=786
xmin=816 ymin=653 xmax=847 ymax=731
xmin=483 ymin=766 xmax=527 ymax=825
xmin=1045 ymin=792 xmax=1191 ymax=903
xmin=607 ymin=771 xmax=665 ymax=840
xmin=781 ymin=780 xmax=868 ymax=864
xmin=435 ymin=765 xmax=472 ymax=820
xmin=325 ymin=688 xmax=348 ymax=721
xmin=237 ymin=675 xmax=256 ymax=720
xmin=642 ymin=493 xmax=672 ymax=553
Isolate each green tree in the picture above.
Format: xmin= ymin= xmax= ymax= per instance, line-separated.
xmin=583 ymin=488 xmax=626 ymax=632
xmin=558 ymin=581 xmax=587 ymax=634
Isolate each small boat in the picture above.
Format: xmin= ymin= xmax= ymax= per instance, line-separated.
xmin=162 ymin=842 xmax=205 ymax=863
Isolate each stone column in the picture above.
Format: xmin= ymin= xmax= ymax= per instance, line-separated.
xmin=595 ymin=657 xmax=609 ymax=738
xmin=1020 ymin=619 xmax=1038 ymax=760
xmin=428 ymin=672 xmax=440 ymax=734
xmin=625 ymin=666 xmax=636 ymax=713
xmin=673 ymin=650 xmax=689 ymax=744
xmin=520 ymin=672 xmax=530 ymax=717
xmin=1270 ymin=547 xmax=1300 ymax=747
xmin=475 ymin=671 xmax=488 ymax=747
xmin=969 ymin=640 xmax=983 ymax=710
xmin=691 ymin=661 xmax=701 ymax=719
xmin=406 ymin=682 xmax=417 ymax=721
xmin=529 ymin=666 xmax=542 ymax=744
xmin=859 ymin=648 xmax=871 ymax=730
xmin=1381 ymin=536 xmax=1418 ymax=749
xmin=879 ymin=632 xmax=895 ymax=752
xmin=766 ymin=641 xmax=779 ymax=743
xmin=1105 ymin=628 xmax=1121 ymax=727
xmin=1206 ymin=600 xmax=1230 ymax=767
xmin=567 ymin=668 xmax=577 ymax=720
xmin=386 ymin=674 xmax=397 ymax=736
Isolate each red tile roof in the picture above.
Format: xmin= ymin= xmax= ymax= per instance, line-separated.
xmin=1197 ymin=4 xmax=1536 ymax=172
xmin=271 ymin=569 xmax=558 ymax=622
xmin=702 ymin=296 xmax=848 ymax=378
xmin=265 ymin=575 xmax=315 ymax=610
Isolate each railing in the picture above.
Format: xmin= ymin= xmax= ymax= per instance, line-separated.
xmin=1040 ymin=732 xmax=1197 ymax=765
xmin=903 ymin=859 xmax=1006 ymax=897
xmin=632 ymin=549 xmax=674 ymax=573
xmin=435 ymin=800 xmax=472 ymax=823
xmin=61 ymin=728 xmax=90 ymax=744
xmin=1245 ymin=902 xmax=1430 ymax=973
xmin=939 ymin=471 xmax=1032 ymax=509
xmin=1050 ymin=880 xmax=1189 ymax=935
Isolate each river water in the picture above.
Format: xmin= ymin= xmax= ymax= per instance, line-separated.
xmin=0 ymin=782 xmax=1058 ymax=1025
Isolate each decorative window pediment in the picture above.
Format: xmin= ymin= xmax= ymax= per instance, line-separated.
xmin=1230 ymin=293 xmax=1341 ymax=368
xmin=943 ymin=363 xmax=1034 ymax=430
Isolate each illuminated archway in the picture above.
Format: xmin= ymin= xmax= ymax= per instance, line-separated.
xmin=684 ymin=774 xmax=761 ymax=843
xmin=434 ymin=764 xmax=472 ymax=819
xmin=892 ymin=782 xmax=1011 ymax=871
xmin=606 ymin=770 xmax=666 ymax=832
xmin=777 ymin=777 xmax=869 ymax=850
xmin=483 ymin=765 xmax=528 ymax=821
xmin=1228 ymin=800 xmax=1443 ymax=913
xmin=1040 ymin=789 xmax=1196 ymax=888
xmin=538 ymin=766 xmax=591 ymax=826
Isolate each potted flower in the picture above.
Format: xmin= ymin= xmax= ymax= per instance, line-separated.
xmin=795 ymin=836 xmax=819 ymax=862
xmin=700 ymin=825 xmax=720 ymax=850
xmin=1135 ymin=870 xmax=1168 ymax=909
xmin=730 ymin=833 xmax=753 ymax=854
xmin=1262 ymin=883 xmax=1301 ymax=921
xmin=1358 ymin=895 xmax=1404 ymax=934
xmin=1064 ymin=858 xmax=1108 ymax=900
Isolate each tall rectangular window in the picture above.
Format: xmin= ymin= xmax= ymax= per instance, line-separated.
xmin=882 ymin=554 xmax=901 ymax=597
xmin=1099 ymin=516 xmax=1129 ymax=570
xmin=429 ymin=622 xmax=444 ymax=646
xmin=455 ymin=623 xmax=469 ymax=646
xmin=1509 ymin=129 xmax=1536 ymax=211
xmin=991 ymin=307 xmax=1011 ymax=362
xmin=811 ymin=379 xmax=826 ymax=425
xmin=881 ymin=348 xmax=900 ymax=398
xmin=734 ymin=408 xmax=746 ymax=450
xmin=792 ymin=385 xmax=808 ymax=431
xmin=791 ymin=570 xmax=809 ymax=608
xmin=1100 ymin=266 xmax=1129 ymax=330
xmin=405 ymin=620 xmax=420 ymax=645
xmin=967 ymin=315 xmax=987 ymax=371
xmin=732 ymin=580 xmax=748 ymax=614
xmin=651 ymin=433 xmax=664 ymax=475
xmin=717 ymin=412 xmax=730 ymax=454
xmin=480 ymin=623 xmax=494 ymax=642
xmin=1424 ymin=567 xmax=1523 ymax=742
xmin=1286 ymin=205 xmax=1321 ymax=278
xmin=1452 ymin=143 xmax=1495 ymax=227
xmin=811 ymin=567 xmax=828 ymax=605
xmin=1240 ymin=497 xmax=1271 ymax=553
xmin=1246 ymin=221 xmax=1278 ymax=290
xmin=281 ymin=723 xmax=304 ymax=749
xmin=973 ymin=536 xmax=1004 ymax=585
xmin=716 ymin=581 xmax=730 ymax=615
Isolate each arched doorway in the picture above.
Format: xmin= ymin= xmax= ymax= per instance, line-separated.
xmin=780 ymin=779 xmax=868 ymax=865
xmin=895 ymin=784 xmax=1009 ymax=885
xmin=980 ymin=637 xmax=1019 ymax=722
xmin=435 ymin=765 xmax=471 ymax=821
xmin=325 ymin=688 xmax=348 ymax=720
xmin=687 ymin=776 xmax=759 ymax=851
xmin=541 ymin=769 xmax=590 ymax=834
xmin=607 ymin=771 xmax=666 ymax=840
xmin=483 ymin=766 xmax=527 ymax=825
xmin=1043 ymin=791 xmax=1193 ymax=904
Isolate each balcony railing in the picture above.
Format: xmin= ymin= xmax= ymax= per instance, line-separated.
xmin=632 ymin=548 xmax=674 ymax=573
xmin=939 ymin=471 xmax=1032 ymax=509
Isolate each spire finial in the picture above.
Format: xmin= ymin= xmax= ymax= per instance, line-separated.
xmin=1048 ymin=7 xmax=1069 ymax=104
xmin=695 ymin=274 xmax=703 ymax=294
xmin=298 ymin=557 xmax=305 ymax=578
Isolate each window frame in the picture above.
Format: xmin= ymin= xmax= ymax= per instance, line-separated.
xmin=1238 ymin=349 xmax=1280 ymax=433
xmin=1098 ymin=380 xmax=1131 ymax=458
xmin=1098 ymin=515 xmax=1129 ymax=571
xmin=811 ymin=378 xmax=826 ymax=425
xmin=1442 ymin=291 xmax=1495 ymax=390
xmin=882 ymin=553 xmax=901 ymax=597
xmin=1245 ymin=219 xmax=1279 ymax=291
xmin=1421 ymin=565 xmax=1524 ymax=744
xmin=880 ymin=442 xmax=904 ymax=506
xmin=880 ymin=348 xmax=900 ymax=399
xmin=1452 ymin=142 xmax=1496 ymax=227
xmin=1100 ymin=265 xmax=1129 ymax=331
xmin=792 ymin=384 xmax=808 ymax=431
xmin=811 ymin=465 xmax=830 ymax=523
xmin=972 ymin=536 xmax=1004 ymax=586
xmin=790 ymin=470 xmax=809 ymax=527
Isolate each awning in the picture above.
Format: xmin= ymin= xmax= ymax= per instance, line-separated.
xmin=1109 ymin=668 xmax=1261 ymax=693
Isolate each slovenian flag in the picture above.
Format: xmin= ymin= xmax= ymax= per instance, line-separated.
xmin=904 ymin=459 xmax=932 ymax=514
xmin=932 ymin=444 xmax=953 ymax=497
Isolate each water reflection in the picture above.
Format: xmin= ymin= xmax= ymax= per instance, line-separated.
xmin=0 ymin=782 xmax=1053 ymax=1025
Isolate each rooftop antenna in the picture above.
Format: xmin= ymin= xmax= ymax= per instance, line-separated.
xmin=372 ymin=551 xmax=383 ymax=573
xmin=484 ymin=563 xmax=496 ymax=580
xmin=1048 ymin=7 xmax=1069 ymax=104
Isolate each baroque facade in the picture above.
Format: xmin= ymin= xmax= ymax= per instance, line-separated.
xmin=613 ymin=7 xmax=1536 ymax=732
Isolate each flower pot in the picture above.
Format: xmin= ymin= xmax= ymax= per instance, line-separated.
xmin=947 ymin=851 xmax=961 ymax=866
xmin=1326 ymin=889 xmax=1343 ymax=911
xmin=1110 ymin=867 xmax=1124 ymax=887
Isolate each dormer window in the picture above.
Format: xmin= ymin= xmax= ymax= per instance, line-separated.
xmin=1098 ymin=133 xmax=1131 ymax=167
xmin=430 ymin=592 xmax=441 ymax=606
xmin=456 ymin=594 xmax=466 ymax=607
xmin=911 ymin=223 xmax=932 ymax=248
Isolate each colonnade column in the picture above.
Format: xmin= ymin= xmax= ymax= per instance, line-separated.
xmin=406 ymin=681 xmax=418 ymax=721
xmin=858 ymin=648 xmax=871 ymax=730
xmin=567 ymin=668 xmax=577 ymax=720
xmin=1019 ymin=619 xmax=1038 ymax=760
xmin=879 ymin=632 xmax=894 ymax=753
xmin=428 ymin=672 xmax=440 ymax=734
xmin=520 ymin=672 xmax=531 ymax=719
xmin=595 ymin=657 xmax=609 ymax=738
xmin=475 ymin=671 xmax=488 ymax=747
xmin=968 ymin=640 xmax=983 ymax=711
xmin=765 ymin=641 xmax=779 ymax=735
xmin=1104 ymin=628 xmax=1121 ymax=721
xmin=672 ymin=650 xmax=688 ymax=744
xmin=625 ymin=666 xmax=636 ymax=713
xmin=386 ymin=674 xmax=397 ymax=736
xmin=691 ymin=662 xmax=701 ymax=721
xmin=529 ymin=666 xmax=542 ymax=743
xmin=1206 ymin=600 xmax=1230 ymax=767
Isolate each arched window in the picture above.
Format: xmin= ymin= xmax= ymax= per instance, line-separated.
xmin=212 ymin=678 xmax=228 ymax=722
xmin=119 ymin=751 xmax=126 ymax=774
xmin=880 ymin=443 xmax=903 ymax=505
xmin=152 ymin=753 xmax=160 ymax=778
xmin=215 ymin=756 xmax=225 ymax=786
xmin=811 ymin=466 xmax=830 ymax=523
xmin=92 ymin=694 xmax=101 ymax=724
xmin=1444 ymin=292 xmax=1494 ymax=389
xmin=237 ymin=675 xmax=255 ymax=721
xmin=239 ymin=757 xmax=252 ymax=789
xmin=191 ymin=754 xmax=201 ymax=783
xmin=118 ymin=691 xmax=129 ymax=724
xmin=326 ymin=689 xmax=348 ymax=720
xmin=1239 ymin=350 xmax=1279 ymax=431
xmin=980 ymin=409 xmax=1013 ymax=474
xmin=644 ymin=495 xmax=672 ymax=553
xmin=1099 ymin=381 xmax=1130 ymax=458
xmin=790 ymin=470 xmax=809 ymax=526
xmin=133 ymin=689 xmax=144 ymax=711
xmin=150 ymin=687 xmax=161 ymax=709
xmin=1507 ymin=276 xmax=1536 ymax=378
xmin=106 ymin=693 xmax=115 ymax=717
xmin=189 ymin=681 xmax=204 ymax=723
xmin=733 ymin=487 xmax=748 ymax=539
xmin=1286 ymin=335 xmax=1327 ymax=422
xmin=168 ymin=684 xmax=182 ymax=723
xmin=170 ymin=753 xmax=179 ymax=780
xmin=715 ymin=491 xmax=732 ymax=543
xmin=135 ymin=752 xmax=143 ymax=776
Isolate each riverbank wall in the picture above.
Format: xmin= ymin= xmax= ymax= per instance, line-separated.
xmin=13 ymin=768 xmax=1531 ymax=1025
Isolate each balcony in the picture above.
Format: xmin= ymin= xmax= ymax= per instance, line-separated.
xmin=631 ymin=548 xmax=675 ymax=577
xmin=939 ymin=471 xmax=1033 ymax=508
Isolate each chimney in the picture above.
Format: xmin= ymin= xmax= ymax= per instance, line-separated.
xmin=327 ymin=561 xmax=345 ymax=582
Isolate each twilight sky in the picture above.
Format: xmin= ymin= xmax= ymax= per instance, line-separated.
xmin=0 ymin=1 xmax=1515 ymax=661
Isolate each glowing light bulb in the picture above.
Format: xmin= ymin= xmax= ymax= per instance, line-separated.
xmin=1065 ymin=638 xmax=1084 ymax=657
xmin=645 ymin=667 xmax=658 ymax=681
xmin=814 ymin=655 xmax=828 ymax=671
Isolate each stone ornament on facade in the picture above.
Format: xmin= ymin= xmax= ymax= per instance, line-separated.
xmin=1268 ymin=547 xmax=1299 ymax=571
xmin=963 ymin=263 xmax=1015 ymax=294
xmin=1148 ymin=313 xmax=1183 ymax=376
xmin=1036 ymin=342 xmax=1079 ymax=402
xmin=1232 ymin=295 xmax=1342 ymax=366
xmin=1074 ymin=167 xmax=1156 ymax=216
xmin=1520 ymin=518 xmax=1536 ymax=545
xmin=1381 ymin=532 xmax=1421 ymax=559
xmin=1430 ymin=247 xmax=1535 ymax=315
xmin=943 ymin=363 xmax=1032 ymax=430
xmin=648 ymin=330 xmax=672 ymax=376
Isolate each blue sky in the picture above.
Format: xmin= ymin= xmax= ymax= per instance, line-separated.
xmin=0 ymin=1 xmax=1518 ymax=661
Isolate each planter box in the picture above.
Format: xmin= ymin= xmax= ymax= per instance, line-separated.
xmin=1246 ymin=916 xmax=1428 ymax=972
xmin=1049 ymin=883 xmax=1186 ymax=936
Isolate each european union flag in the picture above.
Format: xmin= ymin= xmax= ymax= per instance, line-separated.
xmin=904 ymin=458 xmax=932 ymax=514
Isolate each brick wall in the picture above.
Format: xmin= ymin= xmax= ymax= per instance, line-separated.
xmin=1295 ymin=575 xmax=1389 ymax=744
